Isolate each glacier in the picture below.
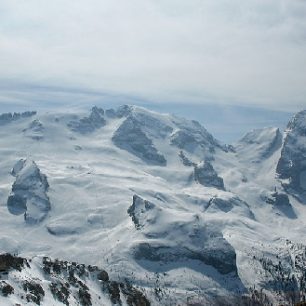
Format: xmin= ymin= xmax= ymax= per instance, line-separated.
xmin=0 ymin=105 xmax=306 ymax=305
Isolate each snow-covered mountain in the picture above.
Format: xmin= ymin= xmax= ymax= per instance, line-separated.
xmin=0 ymin=105 xmax=306 ymax=305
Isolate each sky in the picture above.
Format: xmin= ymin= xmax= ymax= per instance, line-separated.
xmin=0 ymin=0 xmax=306 ymax=112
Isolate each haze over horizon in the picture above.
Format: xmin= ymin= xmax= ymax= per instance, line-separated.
xmin=0 ymin=0 xmax=306 ymax=112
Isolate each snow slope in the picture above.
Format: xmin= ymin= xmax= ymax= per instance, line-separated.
xmin=0 ymin=105 xmax=305 ymax=305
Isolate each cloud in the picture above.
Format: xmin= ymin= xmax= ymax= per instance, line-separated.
xmin=0 ymin=0 xmax=305 ymax=110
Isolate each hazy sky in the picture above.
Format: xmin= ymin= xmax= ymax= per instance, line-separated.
xmin=0 ymin=0 xmax=306 ymax=111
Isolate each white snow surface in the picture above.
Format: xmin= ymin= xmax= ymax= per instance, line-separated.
xmin=0 ymin=105 xmax=305 ymax=305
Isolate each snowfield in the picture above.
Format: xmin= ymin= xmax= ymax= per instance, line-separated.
xmin=0 ymin=105 xmax=306 ymax=305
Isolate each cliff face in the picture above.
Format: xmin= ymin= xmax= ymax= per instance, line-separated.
xmin=277 ymin=110 xmax=306 ymax=195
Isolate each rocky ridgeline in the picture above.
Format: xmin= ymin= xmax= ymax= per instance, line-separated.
xmin=68 ymin=106 xmax=106 ymax=134
xmin=250 ymin=239 xmax=306 ymax=305
xmin=277 ymin=110 xmax=306 ymax=196
xmin=204 ymin=195 xmax=255 ymax=219
xmin=7 ymin=159 xmax=51 ymax=224
xmin=66 ymin=104 xmax=230 ymax=166
xmin=0 ymin=111 xmax=36 ymax=125
xmin=0 ymin=253 xmax=150 ymax=306
xmin=178 ymin=150 xmax=195 ymax=167
xmin=236 ymin=127 xmax=283 ymax=163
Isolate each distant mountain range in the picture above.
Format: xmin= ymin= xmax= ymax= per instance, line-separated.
xmin=0 ymin=105 xmax=305 ymax=305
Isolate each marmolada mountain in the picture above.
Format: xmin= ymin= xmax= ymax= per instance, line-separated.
xmin=0 ymin=105 xmax=306 ymax=305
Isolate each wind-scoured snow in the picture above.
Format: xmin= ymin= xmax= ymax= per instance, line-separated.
xmin=0 ymin=105 xmax=305 ymax=305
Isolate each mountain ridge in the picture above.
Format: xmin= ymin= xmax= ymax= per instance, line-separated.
xmin=0 ymin=104 xmax=305 ymax=305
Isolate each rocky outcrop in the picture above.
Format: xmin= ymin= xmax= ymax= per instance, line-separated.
xmin=23 ymin=119 xmax=44 ymax=140
xmin=23 ymin=281 xmax=45 ymax=305
xmin=129 ymin=195 xmax=239 ymax=277
xmin=204 ymin=195 xmax=255 ymax=219
xmin=0 ymin=281 xmax=14 ymax=297
xmin=266 ymin=191 xmax=291 ymax=207
xmin=105 ymin=108 xmax=117 ymax=118
xmin=0 ymin=111 xmax=36 ymax=125
xmin=179 ymin=150 xmax=195 ymax=167
xmin=7 ymin=159 xmax=50 ymax=224
xmin=0 ymin=253 xmax=29 ymax=273
xmin=68 ymin=106 xmax=106 ymax=134
xmin=112 ymin=116 xmax=167 ymax=165
xmin=277 ymin=110 xmax=306 ymax=195
xmin=128 ymin=195 xmax=157 ymax=229
xmin=194 ymin=161 xmax=225 ymax=190
xmin=133 ymin=231 xmax=238 ymax=275
xmin=170 ymin=118 xmax=224 ymax=157
xmin=115 ymin=104 xmax=132 ymax=118
xmin=0 ymin=253 xmax=151 ymax=306
xmin=265 ymin=190 xmax=296 ymax=218
xmin=131 ymin=111 xmax=173 ymax=139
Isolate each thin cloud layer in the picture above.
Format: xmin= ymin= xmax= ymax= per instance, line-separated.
xmin=0 ymin=0 xmax=305 ymax=110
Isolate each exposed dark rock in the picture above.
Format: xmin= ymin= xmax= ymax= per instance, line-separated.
xmin=131 ymin=111 xmax=173 ymax=139
xmin=266 ymin=192 xmax=290 ymax=207
xmin=170 ymin=119 xmax=224 ymax=156
xmin=97 ymin=270 xmax=109 ymax=282
xmin=11 ymin=159 xmax=26 ymax=177
xmin=108 ymin=281 xmax=121 ymax=304
xmin=0 ymin=111 xmax=36 ymax=125
xmin=68 ymin=106 xmax=106 ymax=134
xmin=121 ymin=283 xmax=151 ymax=306
xmin=78 ymin=287 xmax=92 ymax=306
xmin=105 ymin=108 xmax=117 ymax=118
xmin=116 ymin=104 xmax=132 ymax=118
xmin=205 ymin=196 xmax=255 ymax=219
xmin=0 ymin=253 xmax=28 ymax=272
xmin=225 ymin=144 xmax=236 ymax=153
xmin=194 ymin=161 xmax=225 ymax=190
xmin=23 ymin=281 xmax=45 ymax=305
xmin=277 ymin=110 xmax=306 ymax=195
xmin=87 ymin=265 xmax=98 ymax=272
xmin=134 ymin=240 xmax=237 ymax=275
xmin=50 ymin=282 xmax=70 ymax=305
xmin=7 ymin=159 xmax=50 ymax=224
xmin=1 ymin=254 xmax=151 ymax=306
xmin=128 ymin=195 xmax=156 ymax=229
xmin=0 ymin=281 xmax=14 ymax=297
xmin=178 ymin=150 xmax=195 ymax=167
xmin=266 ymin=191 xmax=296 ymax=219
xmin=7 ymin=194 xmax=27 ymax=215
xmin=112 ymin=116 xmax=167 ymax=166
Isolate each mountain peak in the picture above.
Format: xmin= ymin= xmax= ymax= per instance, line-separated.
xmin=277 ymin=109 xmax=306 ymax=195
